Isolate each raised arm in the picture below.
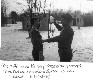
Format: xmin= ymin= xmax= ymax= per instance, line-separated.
xmin=42 ymin=28 xmax=73 ymax=43
xmin=54 ymin=21 xmax=63 ymax=31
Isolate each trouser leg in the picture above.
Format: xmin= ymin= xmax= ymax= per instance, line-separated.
xmin=39 ymin=51 xmax=44 ymax=61
xmin=32 ymin=50 xmax=39 ymax=61
xmin=58 ymin=49 xmax=72 ymax=62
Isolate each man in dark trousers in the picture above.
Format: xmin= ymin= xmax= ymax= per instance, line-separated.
xmin=31 ymin=18 xmax=44 ymax=61
xmin=42 ymin=13 xmax=74 ymax=62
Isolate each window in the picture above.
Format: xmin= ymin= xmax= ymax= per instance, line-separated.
xmin=77 ymin=18 xmax=79 ymax=23
xmin=80 ymin=18 xmax=81 ymax=23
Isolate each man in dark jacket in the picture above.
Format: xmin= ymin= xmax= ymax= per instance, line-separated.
xmin=31 ymin=18 xmax=44 ymax=61
xmin=42 ymin=13 xmax=74 ymax=62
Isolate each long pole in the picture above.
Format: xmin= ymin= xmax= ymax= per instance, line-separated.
xmin=78 ymin=0 xmax=81 ymax=29
xmin=80 ymin=0 xmax=81 ymax=13
xmin=48 ymin=10 xmax=50 ymax=38
xmin=28 ymin=0 xmax=32 ymax=38
xmin=30 ymin=2 xmax=32 ymax=29
xmin=48 ymin=2 xmax=52 ymax=39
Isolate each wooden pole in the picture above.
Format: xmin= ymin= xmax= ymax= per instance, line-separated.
xmin=28 ymin=1 xmax=32 ymax=38
xmin=30 ymin=2 xmax=32 ymax=29
xmin=48 ymin=10 xmax=50 ymax=38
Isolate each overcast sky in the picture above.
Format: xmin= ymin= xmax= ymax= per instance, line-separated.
xmin=4 ymin=0 xmax=93 ymax=14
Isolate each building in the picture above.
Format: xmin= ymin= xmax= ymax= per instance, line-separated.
xmin=22 ymin=13 xmax=49 ymax=31
xmin=7 ymin=17 xmax=16 ymax=24
xmin=22 ymin=14 xmax=31 ymax=31
xmin=39 ymin=13 xmax=49 ymax=31
xmin=71 ymin=11 xmax=84 ymax=27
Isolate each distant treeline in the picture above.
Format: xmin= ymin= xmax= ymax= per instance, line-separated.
xmin=82 ymin=14 xmax=93 ymax=27
xmin=51 ymin=11 xmax=93 ymax=27
xmin=17 ymin=11 xmax=93 ymax=27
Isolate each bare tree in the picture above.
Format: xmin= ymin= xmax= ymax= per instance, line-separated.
xmin=1 ymin=0 xmax=9 ymax=26
xmin=15 ymin=0 xmax=52 ymax=38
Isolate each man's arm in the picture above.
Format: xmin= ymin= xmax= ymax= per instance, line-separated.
xmin=54 ymin=21 xmax=63 ymax=31
xmin=43 ymin=28 xmax=71 ymax=43
xmin=42 ymin=35 xmax=62 ymax=43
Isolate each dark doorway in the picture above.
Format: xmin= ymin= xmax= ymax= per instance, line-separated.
xmin=12 ymin=20 xmax=14 ymax=24
xmin=73 ymin=18 xmax=76 ymax=26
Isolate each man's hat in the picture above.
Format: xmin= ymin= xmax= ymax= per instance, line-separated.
xmin=61 ymin=13 xmax=73 ymax=20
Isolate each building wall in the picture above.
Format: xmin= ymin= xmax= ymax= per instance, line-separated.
xmin=22 ymin=13 xmax=49 ymax=31
xmin=22 ymin=16 xmax=31 ymax=31
xmin=39 ymin=14 xmax=49 ymax=31
xmin=71 ymin=12 xmax=84 ymax=27
xmin=7 ymin=18 xmax=16 ymax=24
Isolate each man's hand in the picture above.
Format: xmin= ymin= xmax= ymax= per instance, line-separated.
xmin=42 ymin=40 xmax=45 ymax=43
xmin=42 ymin=40 xmax=47 ymax=43
xmin=42 ymin=39 xmax=51 ymax=43
xmin=54 ymin=19 xmax=56 ymax=23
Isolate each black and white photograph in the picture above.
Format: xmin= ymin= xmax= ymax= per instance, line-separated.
xmin=1 ymin=0 xmax=93 ymax=62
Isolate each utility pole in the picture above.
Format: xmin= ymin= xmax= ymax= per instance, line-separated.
xmin=48 ymin=2 xmax=52 ymax=39
xmin=27 ymin=0 xmax=33 ymax=38
xmin=78 ymin=0 xmax=81 ymax=29
xmin=48 ymin=10 xmax=50 ymax=38
xmin=29 ymin=1 xmax=32 ymax=29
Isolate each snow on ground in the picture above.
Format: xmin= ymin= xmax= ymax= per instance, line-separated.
xmin=0 ymin=22 xmax=33 ymax=61
xmin=72 ymin=27 xmax=93 ymax=62
xmin=1 ymin=22 xmax=93 ymax=62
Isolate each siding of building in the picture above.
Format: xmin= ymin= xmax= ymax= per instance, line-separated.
xmin=71 ymin=12 xmax=84 ymax=27
xmin=22 ymin=13 xmax=49 ymax=31
xmin=39 ymin=14 xmax=49 ymax=31
xmin=7 ymin=18 xmax=16 ymax=24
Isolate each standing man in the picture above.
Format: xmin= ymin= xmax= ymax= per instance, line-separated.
xmin=31 ymin=18 xmax=44 ymax=61
xmin=42 ymin=13 xmax=74 ymax=62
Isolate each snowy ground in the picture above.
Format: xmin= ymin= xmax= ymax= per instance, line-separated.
xmin=1 ymin=22 xmax=93 ymax=62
